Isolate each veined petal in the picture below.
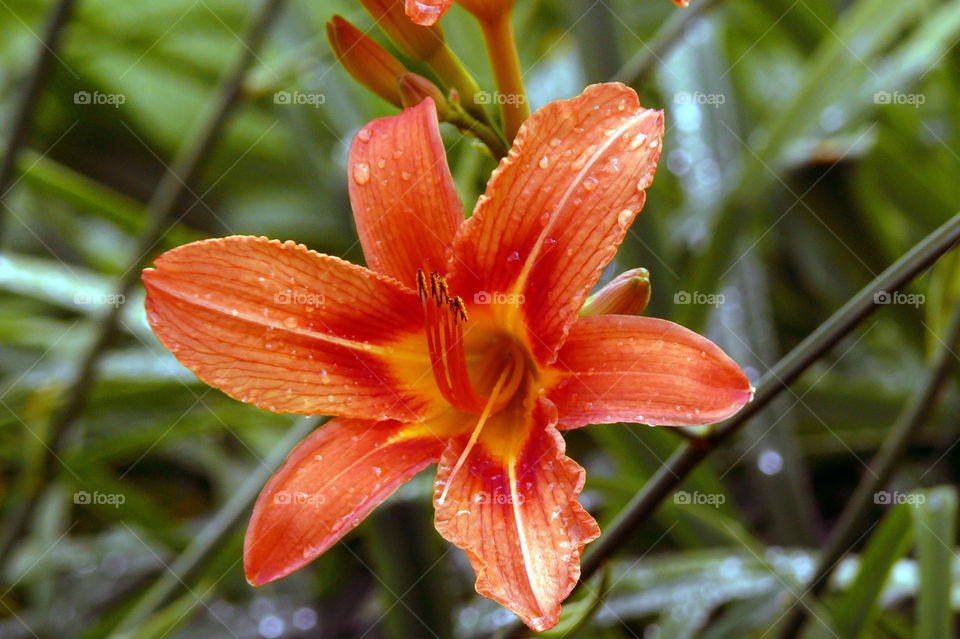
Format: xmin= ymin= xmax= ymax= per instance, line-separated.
xmin=349 ymin=99 xmax=464 ymax=282
xmin=143 ymin=236 xmax=437 ymax=422
xmin=404 ymin=0 xmax=455 ymax=25
xmin=547 ymin=316 xmax=753 ymax=428
xmin=245 ymin=417 xmax=448 ymax=585
xmin=449 ymin=83 xmax=664 ymax=364
xmin=434 ymin=394 xmax=599 ymax=631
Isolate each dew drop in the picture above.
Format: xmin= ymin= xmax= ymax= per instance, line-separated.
xmin=283 ymin=316 xmax=298 ymax=328
xmin=538 ymin=155 xmax=549 ymax=169
xmin=628 ymin=132 xmax=648 ymax=150
xmin=401 ymin=171 xmax=411 ymax=180
xmin=352 ymin=162 xmax=370 ymax=185
xmin=583 ymin=176 xmax=599 ymax=191
xmin=549 ymin=137 xmax=562 ymax=147
xmin=618 ymin=208 xmax=632 ymax=226
xmin=507 ymin=250 xmax=521 ymax=262
xmin=356 ymin=128 xmax=371 ymax=142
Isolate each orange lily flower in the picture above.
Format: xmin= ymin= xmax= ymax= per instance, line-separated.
xmin=406 ymin=0 xmax=688 ymax=26
xmin=142 ymin=83 xmax=751 ymax=631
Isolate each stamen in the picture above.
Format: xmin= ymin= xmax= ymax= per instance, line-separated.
xmin=438 ymin=364 xmax=515 ymax=506
xmin=416 ymin=270 xmax=485 ymax=413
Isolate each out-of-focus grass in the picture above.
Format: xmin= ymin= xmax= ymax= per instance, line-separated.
xmin=1 ymin=0 xmax=959 ymax=637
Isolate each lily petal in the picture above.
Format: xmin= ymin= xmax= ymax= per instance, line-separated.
xmin=434 ymin=396 xmax=600 ymax=631
xmin=348 ymin=100 xmax=463 ymax=283
xmin=548 ymin=315 xmax=753 ymax=428
xmin=143 ymin=236 xmax=436 ymax=422
xmin=449 ymin=83 xmax=664 ymax=364
xmin=404 ymin=0 xmax=455 ymax=26
xmin=245 ymin=417 xmax=446 ymax=585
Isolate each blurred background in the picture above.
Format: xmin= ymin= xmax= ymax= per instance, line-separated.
xmin=1 ymin=0 xmax=959 ymax=637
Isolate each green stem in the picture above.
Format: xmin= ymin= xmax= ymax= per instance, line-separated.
xmin=426 ymin=45 xmax=491 ymax=125
xmin=0 ymin=0 xmax=77 ymax=246
xmin=496 ymin=210 xmax=960 ymax=638
xmin=773 ymin=304 xmax=960 ymax=639
xmin=478 ymin=13 xmax=529 ymax=142
xmin=445 ymin=102 xmax=509 ymax=159
xmin=0 ymin=0 xmax=288 ymax=574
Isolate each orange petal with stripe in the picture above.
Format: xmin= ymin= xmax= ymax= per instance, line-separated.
xmin=548 ymin=315 xmax=753 ymax=428
xmin=348 ymin=99 xmax=464 ymax=281
xmin=245 ymin=417 xmax=447 ymax=585
xmin=433 ymin=396 xmax=599 ymax=631
xmin=143 ymin=235 xmax=436 ymax=422
xmin=449 ymin=83 xmax=664 ymax=364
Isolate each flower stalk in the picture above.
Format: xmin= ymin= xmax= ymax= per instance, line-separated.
xmin=477 ymin=12 xmax=529 ymax=141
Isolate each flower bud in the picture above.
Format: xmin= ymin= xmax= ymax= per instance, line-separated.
xmin=326 ymin=16 xmax=406 ymax=108
xmin=397 ymin=73 xmax=448 ymax=119
xmin=580 ymin=268 xmax=651 ymax=317
xmin=359 ymin=0 xmax=446 ymax=61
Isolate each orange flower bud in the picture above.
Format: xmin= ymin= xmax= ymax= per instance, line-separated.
xmin=580 ymin=268 xmax=651 ymax=317
xmin=359 ymin=0 xmax=446 ymax=61
xmin=326 ymin=16 xmax=406 ymax=107
xmin=454 ymin=0 xmax=515 ymax=22
xmin=397 ymin=73 xmax=448 ymax=118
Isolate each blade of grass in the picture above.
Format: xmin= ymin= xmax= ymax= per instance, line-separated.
xmin=0 ymin=0 xmax=78 ymax=245
xmin=913 ymin=486 xmax=958 ymax=639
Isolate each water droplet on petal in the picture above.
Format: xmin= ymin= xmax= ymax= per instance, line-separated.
xmin=356 ymin=128 xmax=371 ymax=142
xmin=401 ymin=171 xmax=411 ymax=180
xmin=352 ymin=162 xmax=370 ymax=185
xmin=618 ymin=208 xmax=633 ymax=226
xmin=283 ymin=316 xmax=298 ymax=328
xmin=583 ymin=176 xmax=599 ymax=191
xmin=538 ymin=155 xmax=549 ymax=169
xmin=507 ymin=250 xmax=521 ymax=262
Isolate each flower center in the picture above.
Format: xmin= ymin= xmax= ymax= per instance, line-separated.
xmin=416 ymin=270 xmax=526 ymax=415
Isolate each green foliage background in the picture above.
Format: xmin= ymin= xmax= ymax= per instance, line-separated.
xmin=1 ymin=0 xmax=959 ymax=637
